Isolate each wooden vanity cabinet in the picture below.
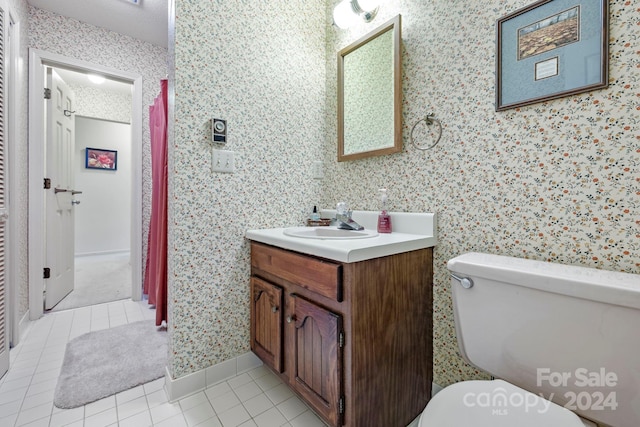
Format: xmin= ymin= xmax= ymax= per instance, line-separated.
xmin=287 ymin=293 xmax=344 ymax=425
xmin=250 ymin=242 xmax=433 ymax=427
xmin=250 ymin=277 xmax=283 ymax=372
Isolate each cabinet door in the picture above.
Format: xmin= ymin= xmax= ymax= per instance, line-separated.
xmin=288 ymin=294 xmax=343 ymax=426
xmin=250 ymin=277 xmax=283 ymax=372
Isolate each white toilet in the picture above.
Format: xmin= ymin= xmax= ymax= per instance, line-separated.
xmin=418 ymin=252 xmax=640 ymax=427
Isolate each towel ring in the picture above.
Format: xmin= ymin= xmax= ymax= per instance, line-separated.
xmin=410 ymin=114 xmax=442 ymax=150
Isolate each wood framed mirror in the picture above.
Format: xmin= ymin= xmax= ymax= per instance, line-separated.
xmin=338 ymin=15 xmax=402 ymax=162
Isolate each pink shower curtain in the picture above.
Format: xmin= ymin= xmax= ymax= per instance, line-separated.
xmin=144 ymin=79 xmax=168 ymax=326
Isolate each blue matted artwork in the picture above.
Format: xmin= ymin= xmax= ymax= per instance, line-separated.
xmin=496 ymin=0 xmax=608 ymax=111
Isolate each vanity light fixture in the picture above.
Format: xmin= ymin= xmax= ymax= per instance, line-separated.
xmin=333 ymin=0 xmax=381 ymax=29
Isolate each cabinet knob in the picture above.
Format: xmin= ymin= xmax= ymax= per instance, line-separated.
xmin=271 ymin=306 xmax=278 ymax=313
xmin=286 ymin=315 xmax=296 ymax=324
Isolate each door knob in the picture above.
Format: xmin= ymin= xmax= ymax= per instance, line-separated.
xmin=71 ymin=200 xmax=81 ymax=205
xmin=286 ymin=315 xmax=296 ymax=324
xmin=271 ymin=306 xmax=278 ymax=313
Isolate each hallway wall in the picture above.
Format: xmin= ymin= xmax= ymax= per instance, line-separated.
xmin=75 ymin=117 xmax=131 ymax=256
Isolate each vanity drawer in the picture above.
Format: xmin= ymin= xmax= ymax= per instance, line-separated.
xmin=251 ymin=243 xmax=343 ymax=302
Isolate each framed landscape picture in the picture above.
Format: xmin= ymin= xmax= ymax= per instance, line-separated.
xmin=496 ymin=0 xmax=609 ymax=111
xmin=85 ymin=148 xmax=118 ymax=170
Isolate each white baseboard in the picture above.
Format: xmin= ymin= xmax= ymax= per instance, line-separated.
xmin=164 ymin=352 xmax=263 ymax=402
xmin=75 ymin=249 xmax=131 ymax=258
xmin=13 ymin=311 xmax=32 ymax=347
xmin=163 ymin=355 xmax=441 ymax=411
xmin=432 ymin=382 xmax=443 ymax=396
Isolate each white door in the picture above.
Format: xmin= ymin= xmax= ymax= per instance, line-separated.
xmin=44 ymin=68 xmax=76 ymax=310
xmin=0 ymin=0 xmax=9 ymax=378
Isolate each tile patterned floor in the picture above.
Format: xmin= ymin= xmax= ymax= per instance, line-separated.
xmin=0 ymin=300 xmax=329 ymax=427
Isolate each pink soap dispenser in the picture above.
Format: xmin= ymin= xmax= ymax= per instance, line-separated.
xmin=377 ymin=188 xmax=392 ymax=233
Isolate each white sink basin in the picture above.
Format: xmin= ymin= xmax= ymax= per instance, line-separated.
xmin=247 ymin=211 xmax=437 ymax=262
xmin=283 ymin=226 xmax=379 ymax=240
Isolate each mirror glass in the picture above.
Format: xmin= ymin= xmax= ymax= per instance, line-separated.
xmin=338 ymin=15 xmax=401 ymax=162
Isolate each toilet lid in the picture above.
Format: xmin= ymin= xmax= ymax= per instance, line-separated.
xmin=419 ymin=380 xmax=584 ymax=427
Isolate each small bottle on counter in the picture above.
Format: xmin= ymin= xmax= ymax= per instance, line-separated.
xmin=309 ymin=205 xmax=320 ymax=221
xmin=377 ymin=189 xmax=392 ymax=233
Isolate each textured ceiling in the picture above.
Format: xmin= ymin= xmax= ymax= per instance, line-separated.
xmin=27 ymin=0 xmax=168 ymax=48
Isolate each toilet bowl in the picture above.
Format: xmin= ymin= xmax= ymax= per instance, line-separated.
xmin=417 ymin=252 xmax=640 ymax=427
xmin=417 ymin=380 xmax=596 ymax=426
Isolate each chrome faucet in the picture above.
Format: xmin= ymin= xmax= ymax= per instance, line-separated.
xmin=335 ymin=208 xmax=364 ymax=231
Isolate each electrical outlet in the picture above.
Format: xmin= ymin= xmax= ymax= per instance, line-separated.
xmin=312 ymin=161 xmax=324 ymax=179
xmin=212 ymin=149 xmax=235 ymax=173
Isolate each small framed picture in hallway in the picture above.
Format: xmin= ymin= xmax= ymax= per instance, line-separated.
xmin=85 ymin=147 xmax=118 ymax=170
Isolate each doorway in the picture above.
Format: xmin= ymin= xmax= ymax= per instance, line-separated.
xmin=28 ymin=49 xmax=144 ymax=320
xmin=48 ymin=68 xmax=134 ymax=312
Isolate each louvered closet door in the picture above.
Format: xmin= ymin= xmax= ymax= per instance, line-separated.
xmin=0 ymin=2 xmax=10 ymax=379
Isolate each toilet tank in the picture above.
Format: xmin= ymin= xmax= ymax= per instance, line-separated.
xmin=447 ymin=253 xmax=640 ymax=427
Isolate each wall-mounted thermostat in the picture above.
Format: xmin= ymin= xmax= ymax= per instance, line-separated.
xmin=212 ymin=118 xmax=227 ymax=144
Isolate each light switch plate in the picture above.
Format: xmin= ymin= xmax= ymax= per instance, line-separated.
xmin=212 ymin=149 xmax=235 ymax=173
xmin=312 ymin=161 xmax=323 ymax=179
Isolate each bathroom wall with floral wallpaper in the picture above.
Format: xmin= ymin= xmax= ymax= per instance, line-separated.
xmin=29 ymin=5 xmax=168 ymax=284
xmin=6 ymin=0 xmax=30 ymax=323
xmin=169 ymin=0 xmax=637 ymax=387
xmin=323 ymin=0 xmax=639 ymax=387
xmin=68 ymin=84 xmax=132 ymax=124
xmin=169 ymin=0 xmax=326 ymax=379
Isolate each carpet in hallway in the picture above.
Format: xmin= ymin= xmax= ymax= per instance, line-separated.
xmin=50 ymin=253 xmax=132 ymax=312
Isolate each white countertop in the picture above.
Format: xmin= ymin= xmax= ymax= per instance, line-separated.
xmin=246 ymin=211 xmax=437 ymax=263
